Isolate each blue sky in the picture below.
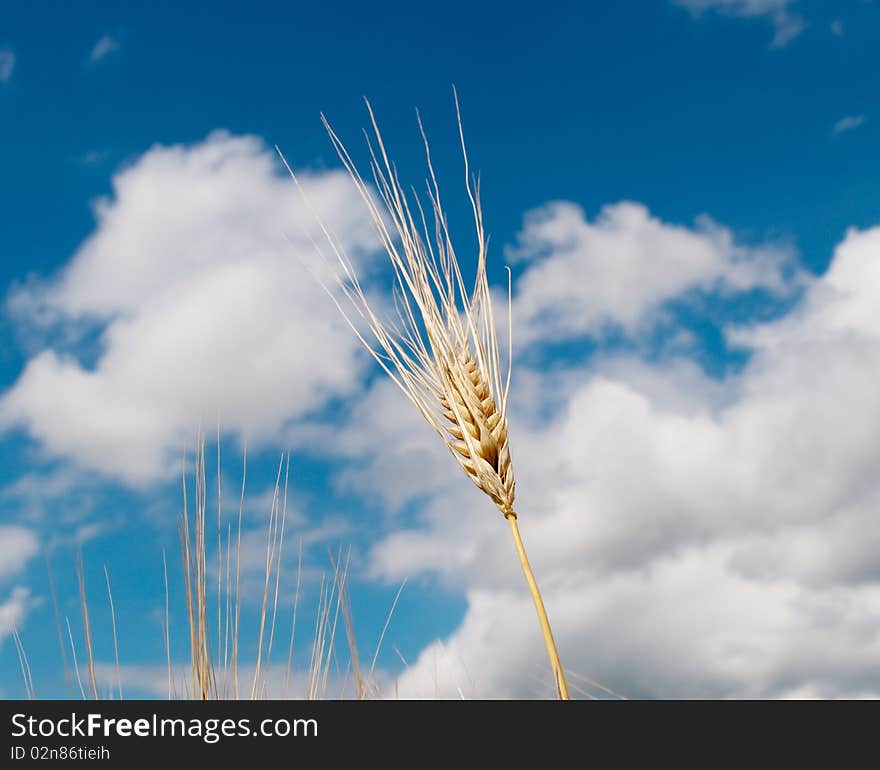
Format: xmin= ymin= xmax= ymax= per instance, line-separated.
xmin=2 ymin=0 xmax=880 ymax=699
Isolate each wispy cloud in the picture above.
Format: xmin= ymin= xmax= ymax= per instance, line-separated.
xmin=90 ymin=35 xmax=120 ymax=63
xmin=78 ymin=149 xmax=111 ymax=165
xmin=831 ymin=19 xmax=844 ymax=37
xmin=673 ymin=0 xmax=806 ymax=48
xmin=0 ymin=587 xmax=34 ymax=645
xmin=833 ymin=115 xmax=866 ymax=135
xmin=0 ymin=526 xmax=39 ymax=580
xmin=0 ymin=48 xmax=15 ymax=83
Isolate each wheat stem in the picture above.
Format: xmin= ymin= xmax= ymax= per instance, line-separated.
xmin=506 ymin=512 xmax=570 ymax=700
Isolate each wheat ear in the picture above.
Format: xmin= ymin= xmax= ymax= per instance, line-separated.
xmin=280 ymin=91 xmax=570 ymax=699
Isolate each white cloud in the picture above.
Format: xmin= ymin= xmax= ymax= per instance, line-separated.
xmin=1 ymin=469 xmax=109 ymax=550
xmin=316 ymin=214 xmax=880 ymax=697
xmin=0 ymin=588 xmax=34 ymax=644
xmin=0 ymin=49 xmax=14 ymax=83
xmin=831 ymin=19 xmax=844 ymax=37
xmin=508 ymin=201 xmax=799 ymax=345
xmin=0 ymin=132 xmax=378 ymax=482
xmin=290 ymin=379 xmax=462 ymax=513
xmin=93 ymin=661 xmax=381 ymax=699
xmin=397 ymin=550 xmax=880 ymax=698
xmin=0 ymin=527 xmax=38 ymax=645
xmin=833 ymin=115 xmax=866 ymax=135
xmin=227 ymin=510 xmax=353 ymax=600
xmin=90 ymin=35 xmax=120 ymax=63
xmin=673 ymin=0 xmax=805 ymax=47
xmin=0 ymin=526 xmax=39 ymax=580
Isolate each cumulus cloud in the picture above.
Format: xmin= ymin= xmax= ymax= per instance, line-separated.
xmin=0 ymin=588 xmax=34 ymax=644
xmin=0 ymin=526 xmax=39 ymax=580
xmin=508 ymin=201 xmax=799 ymax=345
xmin=0 ymin=527 xmax=38 ymax=644
xmin=0 ymin=49 xmax=14 ymax=83
xmin=89 ymin=35 xmax=120 ymax=63
xmin=833 ymin=115 xmax=866 ymax=135
xmin=397 ymin=550 xmax=880 ymax=699
xmin=310 ymin=212 xmax=880 ymax=697
xmin=673 ymin=0 xmax=805 ymax=47
xmin=0 ymin=132 xmax=378 ymax=482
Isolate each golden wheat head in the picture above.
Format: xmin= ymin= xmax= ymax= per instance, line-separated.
xmin=280 ymin=90 xmax=516 ymax=518
xmin=440 ymin=350 xmax=515 ymax=515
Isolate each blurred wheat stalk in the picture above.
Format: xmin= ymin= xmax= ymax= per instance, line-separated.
xmin=173 ymin=440 xmax=403 ymax=700
xmin=16 ymin=439 xmax=402 ymax=701
xmin=280 ymin=92 xmax=570 ymax=699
